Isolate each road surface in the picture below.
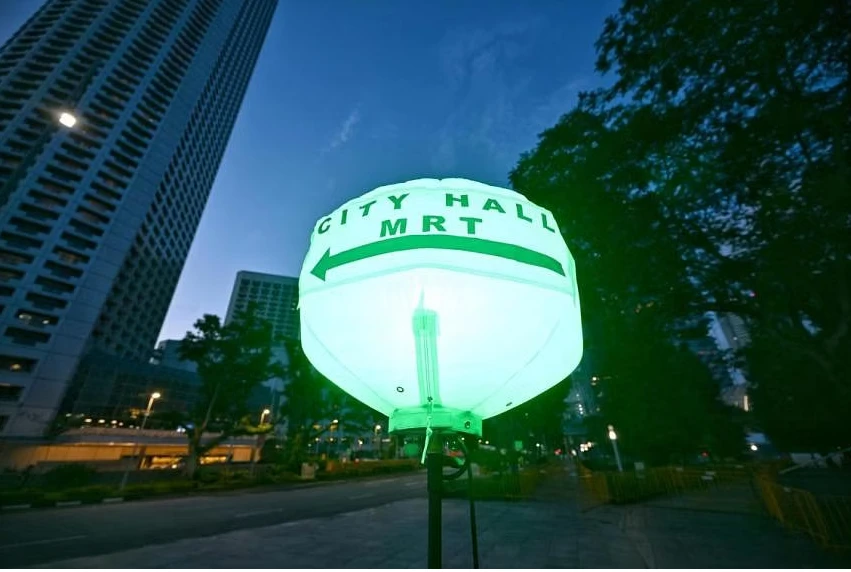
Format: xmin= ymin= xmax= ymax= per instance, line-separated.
xmin=0 ymin=472 xmax=426 ymax=567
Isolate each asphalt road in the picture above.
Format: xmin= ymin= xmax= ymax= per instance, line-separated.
xmin=0 ymin=472 xmax=427 ymax=567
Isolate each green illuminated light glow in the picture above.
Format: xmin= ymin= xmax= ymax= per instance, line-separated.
xmin=299 ymin=178 xmax=582 ymax=436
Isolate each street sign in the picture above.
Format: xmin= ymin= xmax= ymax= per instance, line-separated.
xmin=299 ymin=178 xmax=582 ymax=436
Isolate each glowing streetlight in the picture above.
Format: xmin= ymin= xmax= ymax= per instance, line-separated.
xmin=140 ymin=392 xmax=161 ymax=430
xmin=260 ymin=408 xmax=271 ymax=424
xmin=750 ymin=443 xmax=758 ymax=452
xmin=607 ymin=424 xmax=623 ymax=473
xmin=58 ymin=111 xmax=78 ymax=128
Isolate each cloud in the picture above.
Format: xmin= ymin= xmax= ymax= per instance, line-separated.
xmin=431 ymin=19 xmax=595 ymax=174
xmin=431 ymin=21 xmax=540 ymax=172
xmin=530 ymin=78 xmax=592 ymax=130
xmin=324 ymin=108 xmax=361 ymax=153
xmin=438 ymin=20 xmax=541 ymax=91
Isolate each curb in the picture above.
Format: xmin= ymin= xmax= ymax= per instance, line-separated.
xmin=2 ymin=503 xmax=32 ymax=510
xmin=0 ymin=468 xmax=424 ymax=513
xmin=1 ymin=497 xmax=124 ymax=511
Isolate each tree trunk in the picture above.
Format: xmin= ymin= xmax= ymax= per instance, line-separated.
xmin=186 ymin=433 xmax=201 ymax=479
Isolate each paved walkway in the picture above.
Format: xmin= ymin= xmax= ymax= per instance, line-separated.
xmin=40 ymin=471 xmax=848 ymax=568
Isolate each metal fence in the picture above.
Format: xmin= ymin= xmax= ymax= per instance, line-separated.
xmin=578 ymin=462 xmax=851 ymax=551
xmin=756 ymin=477 xmax=851 ymax=550
xmin=578 ymin=464 xmax=751 ymax=506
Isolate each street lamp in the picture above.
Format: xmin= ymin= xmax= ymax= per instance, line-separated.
xmin=260 ymin=408 xmax=271 ymax=424
xmin=374 ymin=423 xmax=382 ymax=459
xmin=332 ymin=419 xmax=341 ymax=459
xmin=140 ymin=392 xmax=161 ymax=430
xmin=608 ymin=424 xmax=623 ymax=472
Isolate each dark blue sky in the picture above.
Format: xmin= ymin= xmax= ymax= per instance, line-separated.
xmin=1 ymin=0 xmax=617 ymax=341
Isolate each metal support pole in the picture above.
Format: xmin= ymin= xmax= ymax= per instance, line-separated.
xmin=466 ymin=458 xmax=480 ymax=568
xmin=612 ymin=440 xmax=623 ymax=473
xmin=427 ymin=450 xmax=443 ymax=569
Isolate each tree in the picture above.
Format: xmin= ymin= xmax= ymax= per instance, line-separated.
xmin=177 ymin=305 xmax=283 ymax=478
xmin=279 ymin=337 xmax=380 ymax=468
xmin=484 ymin=378 xmax=572 ymax=454
xmin=510 ymin=0 xmax=849 ymax=454
xmin=588 ymin=0 xmax=851 ymax=450
xmin=509 ymin=101 xmax=740 ymax=464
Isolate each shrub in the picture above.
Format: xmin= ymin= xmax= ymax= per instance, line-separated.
xmin=42 ymin=464 xmax=97 ymax=490
xmin=69 ymin=485 xmax=116 ymax=503
xmin=0 ymin=488 xmax=45 ymax=506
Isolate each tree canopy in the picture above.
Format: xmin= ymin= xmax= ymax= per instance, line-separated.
xmin=279 ymin=337 xmax=381 ymax=466
xmin=177 ymin=304 xmax=284 ymax=476
xmin=510 ymin=0 xmax=850 ymax=457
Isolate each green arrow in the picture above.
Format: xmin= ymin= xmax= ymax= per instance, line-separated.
xmin=310 ymin=234 xmax=565 ymax=281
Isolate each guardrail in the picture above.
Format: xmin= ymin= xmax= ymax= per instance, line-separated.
xmin=578 ymin=462 xmax=851 ymax=551
xmin=578 ymin=464 xmax=751 ymax=505
xmin=756 ymin=477 xmax=851 ymax=550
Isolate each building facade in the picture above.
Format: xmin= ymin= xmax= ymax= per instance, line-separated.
xmin=224 ymin=270 xmax=299 ymax=425
xmin=224 ymin=270 xmax=299 ymax=341
xmin=0 ymin=0 xmax=278 ymax=437
xmin=713 ymin=313 xmax=752 ymax=410
xmin=59 ymin=349 xmax=201 ymax=424
xmin=151 ymin=338 xmax=196 ymax=372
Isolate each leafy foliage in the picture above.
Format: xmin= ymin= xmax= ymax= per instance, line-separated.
xmin=279 ymin=337 xmax=382 ymax=468
xmin=177 ymin=303 xmax=284 ymax=477
xmin=592 ymin=0 xmax=850 ymax=451
xmin=511 ymin=0 xmax=849 ymax=453
xmin=484 ymin=378 xmax=572 ymax=452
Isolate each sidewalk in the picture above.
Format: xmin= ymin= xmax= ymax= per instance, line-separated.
xmin=40 ymin=470 xmax=848 ymax=568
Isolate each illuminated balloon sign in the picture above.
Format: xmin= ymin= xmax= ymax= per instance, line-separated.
xmin=299 ymin=178 xmax=581 ymax=436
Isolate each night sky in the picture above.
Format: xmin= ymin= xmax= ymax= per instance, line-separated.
xmin=0 ymin=0 xmax=618 ymax=342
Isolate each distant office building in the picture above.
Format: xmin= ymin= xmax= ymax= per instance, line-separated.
xmin=224 ymin=270 xmax=299 ymax=422
xmin=683 ymin=317 xmax=732 ymax=388
xmin=59 ymin=349 xmax=201 ymax=423
xmin=224 ymin=271 xmax=299 ymax=341
xmin=713 ymin=313 xmax=752 ymax=410
xmin=0 ymin=0 xmax=278 ymax=437
xmin=716 ymin=313 xmax=751 ymax=351
xmin=151 ymin=339 xmax=196 ymax=372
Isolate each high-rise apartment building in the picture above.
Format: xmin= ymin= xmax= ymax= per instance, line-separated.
xmin=224 ymin=271 xmax=299 ymax=341
xmin=0 ymin=0 xmax=278 ymax=437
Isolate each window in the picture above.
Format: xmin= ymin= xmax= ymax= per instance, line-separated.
xmin=53 ymin=247 xmax=89 ymax=265
xmin=4 ymin=326 xmax=51 ymax=346
xmin=35 ymin=276 xmax=75 ymax=295
xmin=25 ymin=292 xmax=67 ymax=311
xmin=16 ymin=310 xmax=58 ymax=327
xmin=0 ymin=385 xmax=24 ymax=401
xmin=0 ymin=248 xmax=27 ymax=270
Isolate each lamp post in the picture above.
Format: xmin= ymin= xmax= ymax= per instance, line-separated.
xmin=608 ymin=424 xmax=623 ymax=473
xmin=332 ymin=419 xmax=341 ymax=460
xmin=375 ymin=424 xmax=382 ymax=459
xmin=120 ymin=391 xmax=161 ymax=490
xmin=140 ymin=392 xmax=161 ymax=430
xmin=260 ymin=408 xmax=271 ymax=425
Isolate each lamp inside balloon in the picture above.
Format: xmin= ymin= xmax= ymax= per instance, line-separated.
xmin=299 ymin=178 xmax=582 ymax=437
